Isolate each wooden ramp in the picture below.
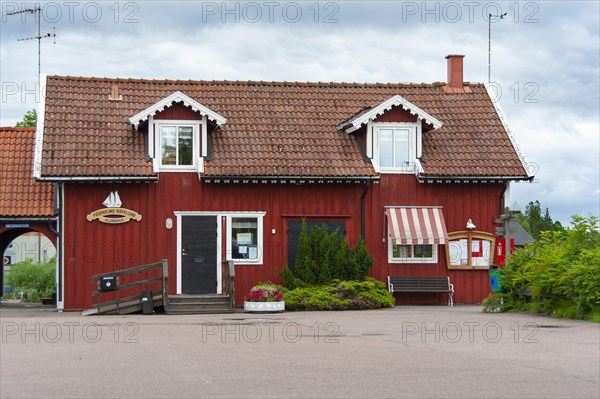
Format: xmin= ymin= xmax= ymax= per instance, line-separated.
xmin=82 ymin=260 xmax=168 ymax=316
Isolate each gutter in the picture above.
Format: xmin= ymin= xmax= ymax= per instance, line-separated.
xmin=202 ymin=175 xmax=380 ymax=182
xmin=418 ymin=175 xmax=533 ymax=182
xmin=0 ymin=216 xmax=58 ymax=222
xmin=35 ymin=176 xmax=159 ymax=182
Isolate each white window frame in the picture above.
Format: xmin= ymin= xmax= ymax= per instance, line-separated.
xmin=154 ymin=119 xmax=201 ymax=172
xmin=388 ymin=240 xmax=438 ymax=264
xmin=369 ymin=122 xmax=419 ymax=174
xmin=226 ymin=213 xmax=265 ymax=265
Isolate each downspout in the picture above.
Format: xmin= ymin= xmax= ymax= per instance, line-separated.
xmin=361 ymin=181 xmax=371 ymax=239
xmin=500 ymin=181 xmax=509 ymax=213
xmin=55 ymin=182 xmax=64 ymax=309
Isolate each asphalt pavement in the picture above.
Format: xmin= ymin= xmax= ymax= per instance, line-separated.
xmin=1 ymin=303 xmax=598 ymax=398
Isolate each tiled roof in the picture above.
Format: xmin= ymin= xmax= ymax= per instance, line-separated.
xmin=0 ymin=127 xmax=55 ymax=217
xmin=39 ymin=76 xmax=528 ymax=179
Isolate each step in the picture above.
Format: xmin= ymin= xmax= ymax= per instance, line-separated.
xmin=167 ymin=308 xmax=235 ymax=315
xmin=168 ymin=302 xmax=231 ymax=310
xmin=168 ymin=295 xmax=230 ymax=304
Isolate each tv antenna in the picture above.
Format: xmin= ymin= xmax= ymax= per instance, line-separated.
xmin=488 ymin=12 xmax=507 ymax=83
xmin=6 ymin=5 xmax=57 ymax=85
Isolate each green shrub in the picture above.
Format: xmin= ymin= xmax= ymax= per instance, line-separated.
xmin=481 ymin=293 xmax=504 ymax=313
xmin=284 ymin=278 xmax=395 ymax=311
xmin=500 ymin=215 xmax=600 ymax=321
xmin=5 ymin=259 xmax=56 ymax=303
xmin=280 ymin=220 xmax=375 ymax=287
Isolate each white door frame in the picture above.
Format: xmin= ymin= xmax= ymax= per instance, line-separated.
xmin=175 ymin=212 xmax=222 ymax=295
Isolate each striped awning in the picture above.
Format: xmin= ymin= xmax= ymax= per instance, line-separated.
xmin=386 ymin=207 xmax=449 ymax=245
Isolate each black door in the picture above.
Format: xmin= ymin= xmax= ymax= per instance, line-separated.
xmin=181 ymin=216 xmax=218 ymax=294
xmin=287 ymin=221 xmax=345 ymax=272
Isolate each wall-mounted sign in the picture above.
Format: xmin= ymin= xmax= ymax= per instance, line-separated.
xmin=86 ymin=191 xmax=142 ymax=224
xmin=4 ymin=224 xmax=30 ymax=229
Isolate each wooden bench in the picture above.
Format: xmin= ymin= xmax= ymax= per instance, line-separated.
xmin=388 ymin=277 xmax=454 ymax=307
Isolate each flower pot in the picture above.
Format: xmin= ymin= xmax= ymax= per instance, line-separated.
xmin=244 ymin=301 xmax=285 ymax=312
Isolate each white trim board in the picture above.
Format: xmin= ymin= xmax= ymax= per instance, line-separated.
xmin=33 ymin=73 xmax=47 ymax=179
xmin=338 ymin=94 xmax=443 ymax=133
xmin=129 ymin=91 xmax=227 ymax=128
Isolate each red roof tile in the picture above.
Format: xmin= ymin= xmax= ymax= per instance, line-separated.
xmin=0 ymin=127 xmax=55 ymax=217
xmin=39 ymin=76 xmax=528 ymax=179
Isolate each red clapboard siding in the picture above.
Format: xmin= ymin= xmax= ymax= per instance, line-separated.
xmin=61 ymin=171 xmax=503 ymax=310
xmin=62 ymin=176 xmax=364 ymax=310
xmin=154 ymin=103 xmax=202 ymax=120
xmin=365 ymin=174 xmax=503 ymax=304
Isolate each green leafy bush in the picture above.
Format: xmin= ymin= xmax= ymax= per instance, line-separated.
xmin=285 ymin=278 xmax=395 ymax=311
xmin=5 ymin=259 xmax=56 ymax=303
xmin=499 ymin=216 xmax=600 ymax=320
xmin=481 ymin=293 xmax=504 ymax=313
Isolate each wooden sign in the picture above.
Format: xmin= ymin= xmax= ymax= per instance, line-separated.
xmin=86 ymin=191 xmax=142 ymax=224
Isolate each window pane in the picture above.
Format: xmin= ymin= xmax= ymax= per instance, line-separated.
xmin=231 ymin=217 xmax=258 ymax=260
xmin=394 ymin=129 xmax=410 ymax=168
xmin=392 ymin=245 xmax=412 ymax=259
xmin=393 ymin=244 xmax=434 ymax=261
xmin=379 ymin=129 xmax=393 ymax=167
xmin=178 ymin=126 xmax=193 ymax=165
xmin=414 ymin=244 xmax=433 ymax=258
xmin=472 ymin=240 xmax=492 ymax=267
xmin=161 ymin=126 xmax=177 ymax=165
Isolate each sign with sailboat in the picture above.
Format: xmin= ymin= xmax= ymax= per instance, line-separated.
xmin=86 ymin=191 xmax=142 ymax=224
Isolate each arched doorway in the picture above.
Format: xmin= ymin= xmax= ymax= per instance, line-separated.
xmin=0 ymin=223 xmax=58 ymax=302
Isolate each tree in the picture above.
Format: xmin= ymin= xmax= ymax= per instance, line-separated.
xmin=516 ymin=200 xmax=563 ymax=240
xmin=16 ymin=109 xmax=37 ymax=127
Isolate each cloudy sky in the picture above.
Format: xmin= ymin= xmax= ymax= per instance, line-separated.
xmin=1 ymin=0 xmax=598 ymax=225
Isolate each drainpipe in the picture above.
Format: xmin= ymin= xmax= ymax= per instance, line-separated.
xmin=360 ymin=181 xmax=371 ymax=239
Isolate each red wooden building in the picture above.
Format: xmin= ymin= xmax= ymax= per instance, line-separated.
xmin=33 ymin=55 xmax=531 ymax=311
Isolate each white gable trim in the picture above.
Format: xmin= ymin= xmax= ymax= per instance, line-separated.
xmin=33 ymin=73 xmax=47 ymax=179
xmin=484 ymin=83 xmax=532 ymax=178
xmin=129 ymin=91 xmax=227 ymax=128
xmin=338 ymin=95 xmax=443 ymax=133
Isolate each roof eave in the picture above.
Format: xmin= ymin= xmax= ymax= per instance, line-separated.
xmin=201 ymin=175 xmax=380 ymax=183
xmin=417 ymin=174 xmax=533 ymax=183
xmin=35 ymin=175 xmax=159 ymax=182
xmin=0 ymin=216 xmax=59 ymax=222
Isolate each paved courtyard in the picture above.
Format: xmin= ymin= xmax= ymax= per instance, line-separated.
xmin=1 ymin=303 xmax=599 ymax=398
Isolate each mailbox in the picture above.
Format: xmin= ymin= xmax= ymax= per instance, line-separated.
xmin=100 ymin=276 xmax=117 ymax=292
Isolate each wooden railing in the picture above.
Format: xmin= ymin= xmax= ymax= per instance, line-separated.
xmin=222 ymin=260 xmax=235 ymax=309
xmin=85 ymin=259 xmax=169 ymax=315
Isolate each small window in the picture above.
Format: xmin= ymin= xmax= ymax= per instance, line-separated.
xmin=160 ymin=125 xmax=194 ymax=166
xmin=226 ymin=214 xmax=264 ymax=264
xmin=374 ymin=125 xmax=417 ymax=173
xmin=389 ymin=243 xmax=438 ymax=263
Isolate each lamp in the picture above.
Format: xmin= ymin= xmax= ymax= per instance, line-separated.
xmin=466 ymin=219 xmax=476 ymax=230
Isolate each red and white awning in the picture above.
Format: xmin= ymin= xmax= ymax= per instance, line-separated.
xmin=386 ymin=207 xmax=449 ymax=245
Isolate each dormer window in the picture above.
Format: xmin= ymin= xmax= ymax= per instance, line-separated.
xmin=158 ymin=123 xmax=197 ymax=169
xmin=336 ymin=95 xmax=442 ymax=175
xmin=376 ymin=125 xmax=417 ymax=173
xmin=129 ymin=91 xmax=227 ymax=174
